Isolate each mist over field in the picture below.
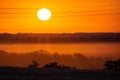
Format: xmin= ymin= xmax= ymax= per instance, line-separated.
xmin=0 ymin=50 xmax=114 ymax=70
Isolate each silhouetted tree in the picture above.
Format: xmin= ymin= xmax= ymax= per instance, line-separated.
xmin=43 ymin=62 xmax=60 ymax=68
xmin=114 ymin=59 xmax=120 ymax=71
xmin=43 ymin=62 xmax=72 ymax=69
xmin=61 ymin=64 xmax=71 ymax=69
xmin=28 ymin=61 xmax=39 ymax=68
xmin=104 ymin=61 xmax=115 ymax=71
xmin=104 ymin=59 xmax=120 ymax=71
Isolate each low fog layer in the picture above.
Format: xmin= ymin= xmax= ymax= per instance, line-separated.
xmin=0 ymin=50 xmax=114 ymax=70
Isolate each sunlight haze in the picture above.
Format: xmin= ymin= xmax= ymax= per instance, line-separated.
xmin=0 ymin=0 xmax=120 ymax=33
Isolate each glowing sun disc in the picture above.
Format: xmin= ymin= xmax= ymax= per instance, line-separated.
xmin=37 ymin=8 xmax=51 ymax=21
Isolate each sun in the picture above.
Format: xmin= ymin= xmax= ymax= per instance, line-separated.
xmin=37 ymin=8 xmax=51 ymax=21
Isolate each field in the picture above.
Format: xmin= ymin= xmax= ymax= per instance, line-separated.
xmin=0 ymin=67 xmax=120 ymax=80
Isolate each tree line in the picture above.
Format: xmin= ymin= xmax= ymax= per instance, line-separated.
xmin=0 ymin=33 xmax=119 ymax=43
xmin=28 ymin=58 xmax=120 ymax=72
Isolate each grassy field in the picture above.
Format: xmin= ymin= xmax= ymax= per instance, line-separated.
xmin=0 ymin=66 xmax=120 ymax=80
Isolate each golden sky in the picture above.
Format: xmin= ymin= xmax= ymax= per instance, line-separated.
xmin=0 ymin=0 xmax=120 ymax=33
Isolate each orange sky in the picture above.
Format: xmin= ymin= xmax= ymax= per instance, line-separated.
xmin=0 ymin=0 xmax=120 ymax=33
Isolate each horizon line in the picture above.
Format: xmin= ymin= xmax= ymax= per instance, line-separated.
xmin=0 ymin=32 xmax=119 ymax=34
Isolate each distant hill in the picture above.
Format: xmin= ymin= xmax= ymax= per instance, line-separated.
xmin=0 ymin=33 xmax=120 ymax=43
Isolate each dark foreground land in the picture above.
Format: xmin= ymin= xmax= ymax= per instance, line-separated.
xmin=0 ymin=67 xmax=120 ymax=80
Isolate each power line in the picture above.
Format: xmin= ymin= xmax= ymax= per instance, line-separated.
xmin=0 ymin=4 xmax=120 ymax=9
xmin=0 ymin=8 xmax=120 ymax=14
xmin=54 ymin=9 xmax=120 ymax=13
xmin=0 ymin=8 xmax=37 ymax=9
xmin=53 ymin=12 xmax=120 ymax=17
xmin=0 ymin=12 xmax=120 ymax=18
xmin=0 ymin=8 xmax=120 ymax=18
xmin=0 ymin=13 xmax=34 ymax=14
